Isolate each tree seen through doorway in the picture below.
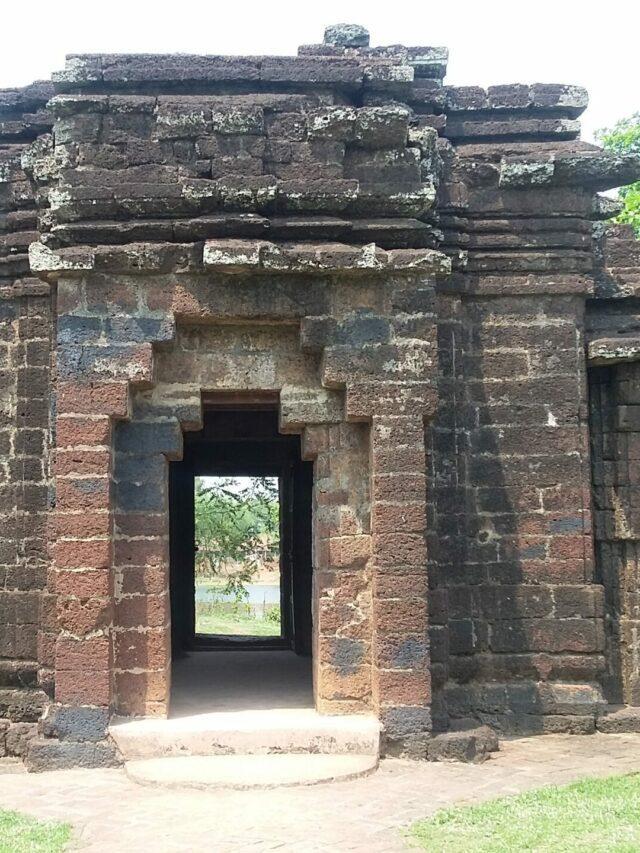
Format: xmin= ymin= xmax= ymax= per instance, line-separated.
xmin=194 ymin=476 xmax=281 ymax=636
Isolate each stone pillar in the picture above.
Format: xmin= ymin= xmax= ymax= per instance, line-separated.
xmin=371 ymin=415 xmax=431 ymax=753
xmin=112 ymin=403 xmax=182 ymax=716
xmin=304 ymin=423 xmax=374 ymax=713
xmin=52 ymin=371 xmax=127 ymax=711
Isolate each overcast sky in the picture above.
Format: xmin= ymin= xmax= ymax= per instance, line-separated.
xmin=3 ymin=0 xmax=638 ymax=142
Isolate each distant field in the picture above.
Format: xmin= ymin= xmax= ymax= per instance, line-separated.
xmin=195 ymin=582 xmax=281 ymax=637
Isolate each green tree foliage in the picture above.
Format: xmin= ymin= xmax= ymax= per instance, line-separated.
xmin=194 ymin=476 xmax=279 ymax=599
xmin=598 ymin=113 xmax=640 ymax=236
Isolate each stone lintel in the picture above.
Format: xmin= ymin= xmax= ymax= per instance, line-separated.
xmin=588 ymin=337 xmax=640 ymax=366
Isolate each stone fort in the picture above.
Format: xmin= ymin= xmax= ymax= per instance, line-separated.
xmin=1 ymin=22 xmax=640 ymax=772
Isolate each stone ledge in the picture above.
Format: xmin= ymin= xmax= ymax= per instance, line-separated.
xmin=588 ymin=337 xmax=640 ymax=366
xmin=29 ymin=238 xmax=451 ymax=277
xmin=439 ymin=272 xmax=594 ymax=296
xmin=384 ymin=720 xmax=499 ymax=763
xmin=25 ymin=738 xmax=121 ymax=772
xmin=51 ymin=51 xmax=417 ymax=93
xmin=427 ymin=721 xmax=499 ymax=763
xmin=596 ymin=706 xmax=640 ymax=733
xmin=47 ymin=215 xmax=440 ymax=251
xmin=203 ymin=239 xmax=451 ymax=275
xmin=500 ymin=151 xmax=640 ymax=192
xmin=445 ymin=84 xmax=589 ymax=118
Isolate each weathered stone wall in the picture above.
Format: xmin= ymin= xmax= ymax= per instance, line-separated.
xmin=423 ymin=83 xmax=638 ymax=733
xmin=42 ymin=254 xmax=439 ymax=759
xmin=0 ymin=23 xmax=639 ymax=768
xmin=587 ymin=224 xmax=640 ymax=707
xmin=0 ymin=83 xmax=54 ymax=757
xmin=431 ymin=291 xmax=604 ymax=732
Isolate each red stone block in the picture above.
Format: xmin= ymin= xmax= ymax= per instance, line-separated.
xmin=114 ymin=629 xmax=169 ymax=670
xmin=301 ymin=425 xmax=330 ymax=460
xmin=371 ymin=417 xmax=425 ymax=447
xmin=54 ymin=568 xmax=111 ymax=598
xmin=549 ymin=535 xmax=588 ymax=560
xmin=56 ymin=415 xmax=111 ymax=447
xmin=511 ymin=559 xmax=587 ymax=585
xmin=376 ymin=669 xmax=431 ymax=706
xmin=317 ymin=664 xmax=372 ymax=703
xmin=85 ymin=280 xmax=138 ymax=313
xmin=55 ymin=448 xmax=111 ymax=477
xmin=115 ymin=593 xmax=169 ymax=630
xmin=327 ymin=535 xmax=371 ymax=568
xmin=114 ymin=512 xmax=167 ymax=538
xmin=372 ymin=532 xmax=426 ymax=568
xmin=375 ymin=598 xmax=428 ymax=635
xmin=116 ymin=565 xmax=168 ymax=596
xmin=38 ymin=632 xmax=56 ymax=668
xmin=54 ymin=539 xmax=110 ymax=569
xmin=55 ymin=478 xmax=110 ymax=511
xmin=372 ymin=502 xmax=426 ymax=536
xmin=57 ymin=381 xmax=128 ymax=417
xmin=39 ymin=591 xmax=58 ymax=631
xmin=115 ymin=670 xmax=169 ymax=715
xmin=57 ymin=597 xmax=112 ymax=635
xmin=57 ymin=281 xmax=83 ymax=313
xmin=55 ymin=669 xmax=111 ymax=706
xmin=373 ymin=473 xmax=426 ymax=503
xmin=372 ymin=444 xmax=426 ymax=476
xmin=374 ymin=633 xmax=430 ymax=671
xmin=56 ymin=635 xmax=111 ymax=671
xmin=55 ymin=511 xmax=111 ymax=538
xmin=374 ymin=568 xmax=428 ymax=599
xmin=113 ymin=537 xmax=169 ymax=568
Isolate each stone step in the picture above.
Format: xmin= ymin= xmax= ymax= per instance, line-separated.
xmin=596 ymin=705 xmax=640 ymax=733
xmin=125 ymin=753 xmax=378 ymax=789
xmin=110 ymin=709 xmax=380 ymax=760
xmin=25 ymin=738 xmax=121 ymax=772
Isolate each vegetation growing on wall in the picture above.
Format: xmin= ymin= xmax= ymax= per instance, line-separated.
xmin=599 ymin=113 xmax=640 ymax=236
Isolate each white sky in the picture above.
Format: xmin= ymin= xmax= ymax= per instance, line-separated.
xmin=197 ymin=476 xmax=278 ymax=494
xmin=2 ymin=0 xmax=638 ymax=142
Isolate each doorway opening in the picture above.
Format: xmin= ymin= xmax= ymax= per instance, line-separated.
xmin=194 ymin=474 xmax=283 ymax=640
xmin=168 ymin=397 xmax=314 ymax=716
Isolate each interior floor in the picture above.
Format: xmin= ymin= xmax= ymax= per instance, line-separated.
xmin=170 ymin=650 xmax=313 ymax=717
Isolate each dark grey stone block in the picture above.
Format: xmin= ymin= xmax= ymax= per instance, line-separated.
xmin=41 ymin=704 xmax=109 ymax=743
xmin=25 ymin=738 xmax=122 ymax=772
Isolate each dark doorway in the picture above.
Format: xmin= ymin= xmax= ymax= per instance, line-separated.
xmin=169 ymin=398 xmax=314 ymax=664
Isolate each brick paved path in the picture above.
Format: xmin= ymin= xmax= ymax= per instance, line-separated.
xmin=1 ymin=734 xmax=640 ymax=852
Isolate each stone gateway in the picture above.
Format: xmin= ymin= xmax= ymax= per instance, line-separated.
xmin=1 ymin=23 xmax=640 ymax=771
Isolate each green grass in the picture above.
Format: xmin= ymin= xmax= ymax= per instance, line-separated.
xmin=196 ymin=603 xmax=280 ymax=637
xmin=409 ymin=772 xmax=640 ymax=852
xmin=0 ymin=810 xmax=71 ymax=853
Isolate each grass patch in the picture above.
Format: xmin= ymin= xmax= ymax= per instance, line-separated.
xmin=196 ymin=603 xmax=280 ymax=637
xmin=409 ymin=772 xmax=640 ymax=852
xmin=0 ymin=809 xmax=71 ymax=853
